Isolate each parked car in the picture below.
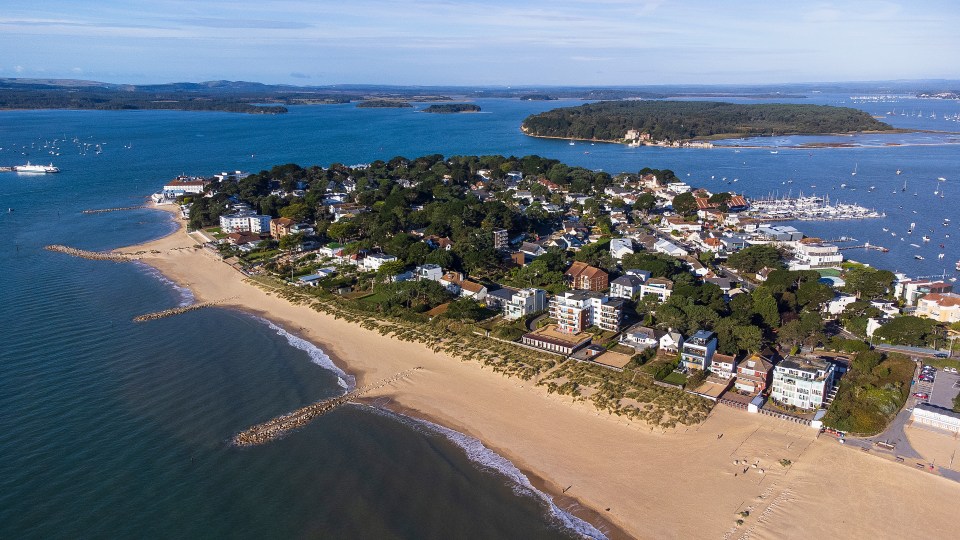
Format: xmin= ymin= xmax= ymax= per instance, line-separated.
xmin=934 ymin=353 xmax=948 ymax=358
xmin=913 ymin=393 xmax=929 ymax=399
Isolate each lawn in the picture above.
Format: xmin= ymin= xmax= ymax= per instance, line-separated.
xmin=662 ymin=371 xmax=688 ymax=386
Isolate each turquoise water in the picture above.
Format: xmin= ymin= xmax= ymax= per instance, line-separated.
xmin=1 ymin=95 xmax=959 ymax=538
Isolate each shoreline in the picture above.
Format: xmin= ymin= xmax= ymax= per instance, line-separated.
xmin=116 ymin=202 xmax=960 ymax=539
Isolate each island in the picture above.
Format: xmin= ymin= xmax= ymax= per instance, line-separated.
xmin=521 ymin=100 xmax=896 ymax=145
xmin=356 ymin=99 xmax=413 ymax=108
xmin=519 ymin=94 xmax=557 ymax=101
xmin=421 ymin=103 xmax=481 ymax=113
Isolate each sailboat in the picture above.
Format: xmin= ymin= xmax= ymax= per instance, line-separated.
xmin=851 ymin=163 xmax=858 ymax=176
xmin=896 ymin=169 xmax=902 ymax=175
xmin=902 ymin=179 xmax=907 ymax=192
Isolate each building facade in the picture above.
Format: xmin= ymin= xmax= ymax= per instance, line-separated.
xmin=504 ymin=288 xmax=547 ymax=320
xmin=550 ymin=291 xmax=624 ymax=333
xmin=564 ymin=262 xmax=609 ymax=291
xmin=735 ymin=353 xmax=774 ymax=394
xmin=680 ymin=330 xmax=717 ymax=372
xmin=771 ymin=356 xmax=835 ymax=410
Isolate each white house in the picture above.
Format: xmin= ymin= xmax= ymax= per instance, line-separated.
xmin=710 ymin=353 xmax=737 ymax=380
xmin=639 ymin=277 xmax=674 ymax=303
xmin=788 ymin=240 xmax=843 ymax=270
xmin=620 ymin=325 xmax=660 ymax=351
xmin=609 ymin=238 xmax=635 ymax=260
xmin=659 ymin=332 xmax=683 ymax=353
xmin=415 ymin=264 xmax=444 ymax=282
xmin=610 ymin=275 xmax=645 ymax=300
xmin=653 ymin=238 xmax=688 ymax=257
xmin=826 ymin=294 xmax=858 ymax=316
xmin=361 ymin=253 xmax=398 ymax=272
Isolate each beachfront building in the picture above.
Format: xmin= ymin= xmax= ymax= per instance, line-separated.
xmin=564 ymin=262 xmax=609 ymax=291
xmin=771 ymin=356 xmax=835 ymax=410
xmin=710 ymin=353 xmax=737 ymax=380
xmin=910 ymin=403 xmax=960 ymax=434
xmin=550 ymin=291 xmax=624 ymax=333
xmin=219 ymin=211 xmax=271 ymax=234
xmin=680 ymin=330 xmax=717 ymax=373
xmin=440 ymin=271 xmax=487 ymax=301
xmin=639 ymin=277 xmax=673 ymax=304
xmin=735 ymin=353 xmax=775 ymax=394
xmin=659 ymin=332 xmax=684 ymax=353
xmin=162 ymin=176 xmax=207 ymax=196
xmin=503 ymin=288 xmax=547 ymax=320
xmin=521 ymin=325 xmax=592 ymax=355
xmin=788 ymin=240 xmax=843 ymax=270
xmin=916 ymin=293 xmax=960 ymax=323
xmin=610 ymin=275 xmax=645 ymax=300
xmin=619 ymin=324 xmax=660 ymax=351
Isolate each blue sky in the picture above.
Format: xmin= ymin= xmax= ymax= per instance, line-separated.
xmin=1 ymin=0 xmax=958 ymax=85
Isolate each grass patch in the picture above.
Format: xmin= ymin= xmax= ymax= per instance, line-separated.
xmin=662 ymin=371 xmax=688 ymax=386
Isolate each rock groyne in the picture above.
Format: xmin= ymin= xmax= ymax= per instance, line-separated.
xmin=232 ymin=367 xmax=422 ymax=447
xmin=44 ymin=244 xmax=136 ymax=262
xmin=81 ymin=205 xmax=147 ymax=214
xmin=132 ymin=298 xmax=235 ymax=322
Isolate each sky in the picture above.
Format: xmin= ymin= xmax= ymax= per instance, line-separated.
xmin=1 ymin=0 xmax=959 ymax=86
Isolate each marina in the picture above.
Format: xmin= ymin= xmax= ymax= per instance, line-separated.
xmin=745 ymin=195 xmax=884 ymax=221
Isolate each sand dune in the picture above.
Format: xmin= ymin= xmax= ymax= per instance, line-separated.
xmin=126 ymin=206 xmax=960 ymax=539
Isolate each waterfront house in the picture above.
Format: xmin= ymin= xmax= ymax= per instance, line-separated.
xmin=564 ymin=261 xmax=609 ymax=292
xmin=735 ymin=353 xmax=775 ymax=394
xmin=771 ymin=356 xmax=835 ymax=410
xmin=788 ymin=239 xmax=843 ymax=270
xmin=710 ymin=353 xmax=737 ymax=380
xmin=659 ymin=331 xmax=684 ymax=353
xmin=485 ymin=287 xmax=519 ymax=310
xmin=619 ymin=324 xmax=660 ymax=351
xmin=680 ymin=330 xmax=717 ymax=373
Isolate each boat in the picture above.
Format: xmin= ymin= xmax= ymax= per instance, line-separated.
xmin=897 ymin=169 xmax=902 ymax=175
xmin=13 ymin=162 xmax=59 ymax=173
xmin=568 ymin=141 xmax=575 ymax=146
xmin=939 ymin=177 xmax=947 ymax=181
xmin=915 ymin=255 xmax=925 ymax=260
xmin=957 ymin=260 xmax=960 ymax=271
xmin=770 ymin=150 xmax=779 ymax=154
xmin=882 ymin=227 xmax=889 ymax=232
xmin=902 ymin=179 xmax=907 ymax=192
xmin=851 ymin=163 xmax=858 ymax=176
xmin=940 ymin=253 xmax=946 ymax=260
xmin=923 ymin=235 xmax=931 ymax=242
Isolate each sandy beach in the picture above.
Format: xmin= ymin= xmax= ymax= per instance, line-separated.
xmin=122 ymin=205 xmax=960 ymax=539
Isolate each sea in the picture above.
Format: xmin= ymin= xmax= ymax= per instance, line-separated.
xmin=1 ymin=93 xmax=959 ymax=538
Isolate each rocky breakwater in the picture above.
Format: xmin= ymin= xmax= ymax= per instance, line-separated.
xmin=45 ymin=244 xmax=137 ymax=262
xmin=81 ymin=205 xmax=147 ymax=214
xmin=232 ymin=367 xmax=423 ymax=447
xmin=132 ymin=298 xmax=236 ymax=322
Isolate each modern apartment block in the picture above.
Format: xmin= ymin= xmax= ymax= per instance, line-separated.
xmin=680 ymin=330 xmax=717 ymax=372
xmin=771 ymin=356 xmax=835 ymax=410
xmin=550 ymin=291 xmax=624 ymax=333
xmin=504 ymin=288 xmax=547 ymax=320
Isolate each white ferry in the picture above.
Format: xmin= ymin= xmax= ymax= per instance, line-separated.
xmin=14 ymin=162 xmax=60 ymax=173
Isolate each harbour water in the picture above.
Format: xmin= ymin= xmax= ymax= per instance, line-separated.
xmin=1 ymin=93 xmax=959 ymax=538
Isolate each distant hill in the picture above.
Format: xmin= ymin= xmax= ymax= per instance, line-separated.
xmin=521 ymin=100 xmax=895 ymax=143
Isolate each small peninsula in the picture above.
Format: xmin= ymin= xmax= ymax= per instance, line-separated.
xmin=521 ymin=100 xmax=896 ymax=144
xmin=422 ymin=103 xmax=481 ymax=113
xmin=356 ymin=99 xmax=413 ymax=108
